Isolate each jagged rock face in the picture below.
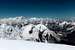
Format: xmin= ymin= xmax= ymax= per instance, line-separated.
xmin=61 ymin=26 xmax=75 ymax=44
xmin=21 ymin=24 xmax=61 ymax=43
xmin=68 ymin=31 xmax=75 ymax=43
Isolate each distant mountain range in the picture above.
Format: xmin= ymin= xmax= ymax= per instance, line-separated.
xmin=0 ymin=16 xmax=75 ymax=46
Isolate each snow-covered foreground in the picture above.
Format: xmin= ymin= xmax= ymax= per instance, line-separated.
xmin=0 ymin=40 xmax=75 ymax=50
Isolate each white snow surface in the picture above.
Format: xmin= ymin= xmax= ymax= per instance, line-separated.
xmin=0 ymin=40 xmax=75 ymax=50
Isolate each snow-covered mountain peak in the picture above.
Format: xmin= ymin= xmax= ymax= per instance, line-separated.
xmin=0 ymin=17 xmax=75 ymax=45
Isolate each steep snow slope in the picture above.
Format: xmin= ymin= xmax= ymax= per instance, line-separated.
xmin=21 ymin=24 xmax=35 ymax=40
xmin=0 ymin=40 xmax=75 ymax=50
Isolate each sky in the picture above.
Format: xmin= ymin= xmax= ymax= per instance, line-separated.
xmin=0 ymin=0 xmax=75 ymax=17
